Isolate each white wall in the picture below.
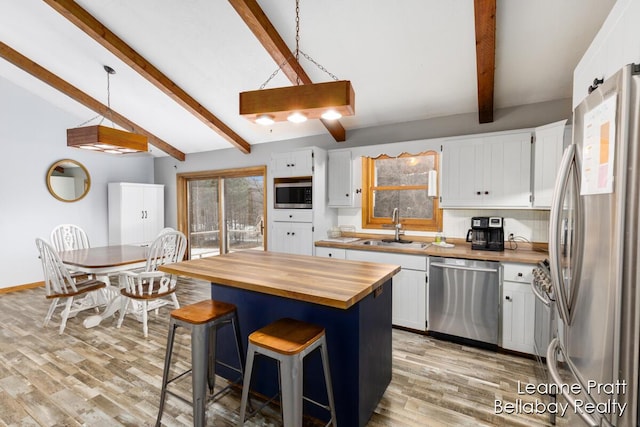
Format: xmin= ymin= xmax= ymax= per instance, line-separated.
xmin=0 ymin=77 xmax=155 ymax=289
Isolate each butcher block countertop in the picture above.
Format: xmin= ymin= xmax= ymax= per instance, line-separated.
xmin=316 ymin=235 xmax=548 ymax=264
xmin=159 ymin=250 xmax=400 ymax=310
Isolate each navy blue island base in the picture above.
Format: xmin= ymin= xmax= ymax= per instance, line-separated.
xmin=211 ymin=278 xmax=393 ymax=427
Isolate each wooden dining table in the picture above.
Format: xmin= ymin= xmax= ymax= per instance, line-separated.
xmin=58 ymin=245 xmax=149 ymax=276
xmin=58 ymin=245 xmax=149 ymax=328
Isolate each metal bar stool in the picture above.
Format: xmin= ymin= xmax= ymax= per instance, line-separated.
xmin=238 ymin=317 xmax=337 ymax=427
xmin=156 ymin=300 xmax=245 ymax=427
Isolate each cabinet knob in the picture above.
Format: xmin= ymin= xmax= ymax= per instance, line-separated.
xmin=356 ymin=189 xmax=361 ymax=194
xmin=286 ymin=232 xmax=290 ymax=235
xmin=291 ymin=232 xmax=295 ymax=236
xmin=289 ymin=214 xmax=293 ymax=218
xmin=345 ymin=193 xmax=349 ymax=197
xmin=328 ymin=253 xmax=332 ymax=257
xmin=505 ymin=296 xmax=512 ymax=301
xmin=517 ymin=272 xmax=523 ymax=277
xmin=484 ymin=191 xmax=489 ymax=195
xmin=476 ymin=191 xmax=481 ymax=195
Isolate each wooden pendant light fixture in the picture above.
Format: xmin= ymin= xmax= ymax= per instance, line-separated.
xmin=239 ymin=0 xmax=355 ymax=126
xmin=67 ymin=124 xmax=147 ymax=154
xmin=240 ymin=80 xmax=355 ymax=124
xmin=67 ymin=66 xmax=148 ymax=154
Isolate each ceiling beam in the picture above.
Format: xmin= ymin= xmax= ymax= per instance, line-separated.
xmin=42 ymin=0 xmax=252 ymax=154
xmin=474 ymin=0 xmax=496 ymax=124
xmin=0 ymin=41 xmax=186 ymax=161
xmin=228 ymin=0 xmax=346 ymax=142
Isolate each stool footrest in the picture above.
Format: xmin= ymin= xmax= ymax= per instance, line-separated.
xmin=164 ymin=389 xmax=193 ymax=406
xmin=243 ymin=391 xmax=281 ymax=421
xmin=216 ymin=360 xmax=243 ymax=376
xmin=166 ymin=368 xmax=192 ymax=387
xmin=208 ymin=375 xmax=243 ymax=400
xmin=303 ymin=395 xmax=332 ymax=413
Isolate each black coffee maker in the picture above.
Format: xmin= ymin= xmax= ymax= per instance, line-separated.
xmin=466 ymin=216 xmax=505 ymax=251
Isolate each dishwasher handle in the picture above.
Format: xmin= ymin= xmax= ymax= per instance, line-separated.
xmin=430 ymin=261 xmax=499 ymax=274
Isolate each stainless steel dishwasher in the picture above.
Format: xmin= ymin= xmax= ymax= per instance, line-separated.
xmin=428 ymin=257 xmax=501 ymax=346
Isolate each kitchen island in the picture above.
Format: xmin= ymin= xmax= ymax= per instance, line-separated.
xmin=159 ymin=250 xmax=400 ymax=427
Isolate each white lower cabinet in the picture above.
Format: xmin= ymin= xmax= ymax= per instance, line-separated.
xmin=270 ymin=222 xmax=313 ymax=256
xmin=390 ymin=268 xmax=427 ymax=331
xmin=314 ymin=247 xmax=346 ymax=259
xmin=501 ymin=263 xmax=535 ymax=354
xmin=346 ymin=249 xmax=427 ymax=331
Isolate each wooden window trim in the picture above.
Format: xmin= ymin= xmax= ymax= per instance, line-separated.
xmin=361 ymin=152 xmax=442 ymax=232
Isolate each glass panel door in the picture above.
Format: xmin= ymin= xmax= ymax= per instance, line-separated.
xmin=188 ymin=179 xmax=220 ymax=259
xmin=224 ymin=176 xmax=264 ymax=252
xmin=183 ymin=169 xmax=265 ymax=259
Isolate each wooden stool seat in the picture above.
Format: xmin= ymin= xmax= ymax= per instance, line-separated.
xmin=249 ymin=317 xmax=325 ymax=355
xmin=171 ymin=299 xmax=237 ymax=324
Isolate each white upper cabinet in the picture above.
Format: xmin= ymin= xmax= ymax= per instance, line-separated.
xmin=533 ymin=120 xmax=569 ymax=209
xmin=271 ymin=149 xmax=314 ymax=178
xmin=327 ymin=150 xmax=362 ymax=208
xmin=440 ymin=131 xmax=532 ymax=208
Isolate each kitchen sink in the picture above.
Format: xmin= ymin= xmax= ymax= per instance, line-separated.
xmin=358 ymin=239 xmax=430 ymax=250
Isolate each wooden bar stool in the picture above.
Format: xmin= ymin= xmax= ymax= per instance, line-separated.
xmin=238 ymin=317 xmax=337 ymax=427
xmin=156 ymin=300 xmax=245 ymax=427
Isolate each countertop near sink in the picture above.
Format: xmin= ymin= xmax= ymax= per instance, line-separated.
xmin=315 ymin=236 xmax=547 ymax=264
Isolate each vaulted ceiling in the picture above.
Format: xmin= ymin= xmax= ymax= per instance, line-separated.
xmin=0 ymin=0 xmax=616 ymax=160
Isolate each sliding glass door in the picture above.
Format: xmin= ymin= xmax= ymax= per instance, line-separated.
xmin=188 ymin=178 xmax=220 ymax=258
xmin=224 ymin=176 xmax=264 ymax=253
xmin=177 ymin=167 xmax=266 ymax=259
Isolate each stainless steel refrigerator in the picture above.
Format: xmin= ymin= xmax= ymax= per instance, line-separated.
xmin=546 ymin=63 xmax=640 ymax=426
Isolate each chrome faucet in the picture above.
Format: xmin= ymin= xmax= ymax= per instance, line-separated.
xmin=391 ymin=207 xmax=402 ymax=241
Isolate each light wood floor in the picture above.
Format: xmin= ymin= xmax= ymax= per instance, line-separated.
xmin=0 ymin=277 xmax=560 ymax=427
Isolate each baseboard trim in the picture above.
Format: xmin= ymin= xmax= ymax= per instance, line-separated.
xmin=0 ymin=281 xmax=44 ymax=294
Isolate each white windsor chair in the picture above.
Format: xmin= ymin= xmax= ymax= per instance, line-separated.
xmin=35 ymin=238 xmax=107 ymax=334
xmin=50 ymin=224 xmax=90 ymax=252
xmin=116 ymin=231 xmax=187 ymax=337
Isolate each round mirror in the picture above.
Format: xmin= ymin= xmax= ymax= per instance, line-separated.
xmin=46 ymin=159 xmax=91 ymax=202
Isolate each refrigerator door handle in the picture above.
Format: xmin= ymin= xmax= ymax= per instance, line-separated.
xmin=549 ymin=144 xmax=575 ymax=326
xmin=546 ymin=338 xmax=600 ymax=427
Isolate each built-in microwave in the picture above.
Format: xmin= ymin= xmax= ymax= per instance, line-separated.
xmin=274 ymin=178 xmax=312 ymax=209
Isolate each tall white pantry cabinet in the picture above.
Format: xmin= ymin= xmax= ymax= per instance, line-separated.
xmin=108 ymin=183 xmax=165 ymax=246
